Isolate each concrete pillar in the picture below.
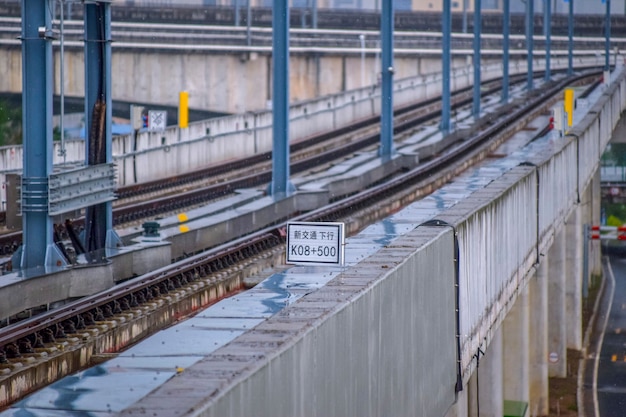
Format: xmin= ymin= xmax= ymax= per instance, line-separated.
xmin=468 ymin=328 xmax=504 ymax=417
xmin=503 ymin=286 xmax=530 ymax=405
xmin=548 ymin=226 xmax=567 ymax=377
xmin=529 ymin=259 xmax=549 ymax=415
xmin=565 ymin=205 xmax=583 ymax=350
xmin=590 ymin=169 xmax=602 ymax=278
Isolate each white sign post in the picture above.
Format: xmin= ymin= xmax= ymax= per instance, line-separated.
xmin=286 ymin=222 xmax=345 ymax=266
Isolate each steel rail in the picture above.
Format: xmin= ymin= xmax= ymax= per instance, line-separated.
xmin=0 ymin=70 xmax=600 ymax=360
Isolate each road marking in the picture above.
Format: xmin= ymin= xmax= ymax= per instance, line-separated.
xmin=594 ymin=258 xmax=616 ymax=417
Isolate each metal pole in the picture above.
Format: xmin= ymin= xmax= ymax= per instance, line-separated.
xmin=360 ymin=34 xmax=366 ymax=87
xmin=270 ymin=0 xmax=293 ymax=196
xmin=527 ymin=0 xmax=534 ymax=91
xmin=380 ymin=0 xmax=394 ymax=157
xmin=84 ymin=3 xmax=119 ymax=254
xmin=235 ymin=0 xmax=240 ymax=27
xmin=472 ymin=0 xmax=482 ymax=118
xmin=20 ymin=0 xmax=64 ymax=269
xmin=568 ymin=0 xmax=573 ymax=75
xmin=606 ymin=0 xmax=611 ymax=71
xmin=59 ymin=0 xmax=66 ymax=164
xmin=502 ymin=0 xmax=510 ymax=103
xmin=544 ymin=0 xmax=551 ymax=81
xmin=462 ymin=0 xmax=468 ymax=33
xmin=246 ymin=0 xmax=251 ymax=46
xmin=442 ymin=0 xmax=451 ymax=133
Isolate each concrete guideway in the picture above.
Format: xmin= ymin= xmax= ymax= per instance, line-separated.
xmin=1 ymin=67 xmax=622 ymax=416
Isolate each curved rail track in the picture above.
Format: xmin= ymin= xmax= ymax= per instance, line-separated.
xmin=0 ymin=70 xmax=584 ymax=259
xmin=0 ymin=70 xmax=602 ymax=408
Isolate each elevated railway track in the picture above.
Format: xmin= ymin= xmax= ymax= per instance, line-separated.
xmin=0 ymin=70 xmax=602 ymax=409
xmin=0 ymin=69 xmax=596 ymax=260
xmin=0 ymin=1 xmax=624 ymax=38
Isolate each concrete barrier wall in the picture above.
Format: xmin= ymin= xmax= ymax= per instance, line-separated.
xmin=201 ymin=227 xmax=458 ymax=417
xmin=194 ymin=68 xmax=626 ymax=416
xmin=445 ymin=66 xmax=626 ymax=382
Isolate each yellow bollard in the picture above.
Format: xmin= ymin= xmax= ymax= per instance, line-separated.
xmin=179 ymin=91 xmax=189 ymax=129
xmin=564 ymin=89 xmax=575 ymax=127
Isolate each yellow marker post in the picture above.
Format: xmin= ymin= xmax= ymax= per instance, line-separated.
xmin=564 ymin=89 xmax=575 ymax=128
xmin=179 ymin=91 xmax=189 ymax=129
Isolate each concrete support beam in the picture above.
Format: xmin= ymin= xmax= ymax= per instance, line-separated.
xmin=565 ymin=205 xmax=583 ymax=350
xmin=590 ymin=169 xmax=602 ymax=277
xmin=529 ymin=260 xmax=550 ymax=415
xmin=503 ymin=286 xmax=530 ymax=406
xmin=548 ymin=226 xmax=567 ymax=377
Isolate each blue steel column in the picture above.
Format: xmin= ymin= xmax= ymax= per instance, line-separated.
xmin=270 ymin=0 xmax=294 ymax=196
xmin=526 ymin=0 xmax=534 ymax=91
xmin=605 ymin=0 xmax=611 ymax=71
xmin=568 ymin=0 xmax=573 ymax=75
xmin=502 ymin=0 xmax=510 ymax=102
xmin=380 ymin=0 xmax=394 ymax=157
xmin=441 ymin=0 xmax=451 ymax=134
xmin=84 ymin=2 xmax=119 ymax=254
xmin=472 ymin=0 xmax=482 ymax=118
xmin=544 ymin=0 xmax=551 ymax=81
xmin=20 ymin=0 xmax=65 ymax=269
xmin=312 ymin=0 xmax=318 ymax=29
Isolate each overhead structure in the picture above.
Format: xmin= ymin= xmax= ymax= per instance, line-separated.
xmin=19 ymin=0 xmax=118 ymax=272
xmin=605 ymin=0 xmax=611 ymax=71
xmin=472 ymin=0 xmax=482 ymax=118
xmin=544 ymin=0 xmax=551 ymax=81
xmin=568 ymin=0 xmax=574 ymax=75
xmin=441 ymin=0 xmax=451 ymax=133
xmin=19 ymin=0 xmax=66 ymax=270
xmin=526 ymin=0 xmax=534 ymax=91
xmin=270 ymin=0 xmax=294 ymax=196
xmin=84 ymin=0 xmax=119 ymax=257
xmin=379 ymin=0 xmax=394 ymax=157
xmin=502 ymin=0 xmax=510 ymax=103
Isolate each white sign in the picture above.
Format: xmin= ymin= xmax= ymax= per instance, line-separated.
xmin=286 ymin=222 xmax=345 ymax=266
xmin=148 ymin=110 xmax=167 ymax=131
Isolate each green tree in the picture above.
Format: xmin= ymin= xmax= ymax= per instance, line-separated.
xmin=0 ymin=100 xmax=22 ymax=146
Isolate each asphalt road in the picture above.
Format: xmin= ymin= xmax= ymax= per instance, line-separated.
xmin=589 ymin=255 xmax=626 ymax=416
